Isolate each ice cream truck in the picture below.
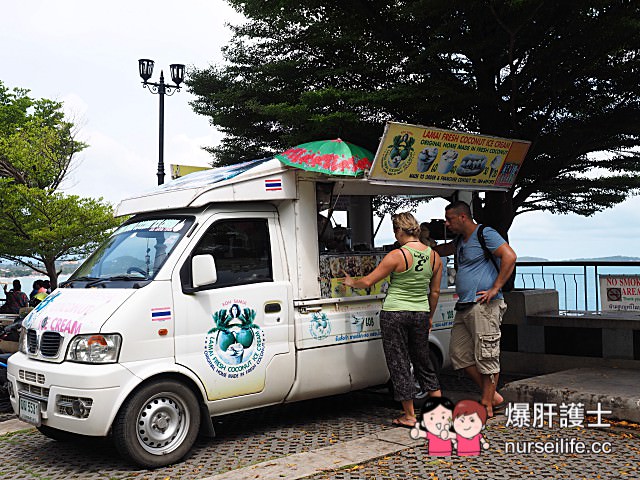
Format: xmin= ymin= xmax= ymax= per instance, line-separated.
xmin=7 ymin=123 xmax=529 ymax=467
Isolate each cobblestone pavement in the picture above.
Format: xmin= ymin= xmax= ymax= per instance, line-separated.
xmin=0 ymin=372 xmax=637 ymax=480
xmin=0 ymin=388 xmax=399 ymax=480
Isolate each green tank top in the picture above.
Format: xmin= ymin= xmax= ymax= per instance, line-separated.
xmin=383 ymin=245 xmax=433 ymax=312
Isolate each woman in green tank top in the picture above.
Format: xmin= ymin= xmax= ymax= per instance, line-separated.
xmin=344 ymin=212 xmax=443 ymax=428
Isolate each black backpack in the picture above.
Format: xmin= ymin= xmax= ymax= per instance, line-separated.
xmin=455 ymin=225 xmax=515 ymax=292
xmin=476 ymin=225 xmax=515 ymax=292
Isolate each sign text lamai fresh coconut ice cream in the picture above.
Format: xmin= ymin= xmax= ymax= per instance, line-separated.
xmin=370 ymin=122 xmax=531 ymax=190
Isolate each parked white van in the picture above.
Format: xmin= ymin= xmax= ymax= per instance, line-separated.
xmin=8 ymin=158 xmax=457 ymax=467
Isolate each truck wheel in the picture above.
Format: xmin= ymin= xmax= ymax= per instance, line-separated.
xmin=112 ymin=380 xmax=201 ymax=468
xmin=429 ymin=348 xmax=442 ymax=375
xmin=414 ymin=348 xmax=443 ymax=407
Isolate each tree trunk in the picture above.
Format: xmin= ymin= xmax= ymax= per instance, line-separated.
xmin=44 ymin=259 xmax=59 ymax=291
xmin=475 ymin=191 xmax=516 ymax=241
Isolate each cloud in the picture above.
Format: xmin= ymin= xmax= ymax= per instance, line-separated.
xmin=60 ymin=129 xmax=153 ymax=204
xmin=510 ymin=197 xmax=640 ymax=260
xmin=61 ymin=93 xmax=89 ymax=119
xmin=167 ymin=130 xmax=224 ymax=167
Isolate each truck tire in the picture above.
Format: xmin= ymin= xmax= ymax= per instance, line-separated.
xmin=414 ymin=347 xmax=443 ymax=408
xmin=429 ymin=347 xmax=442 ymax=375
xmin=112 ymin=380 xmax=201 ymax=468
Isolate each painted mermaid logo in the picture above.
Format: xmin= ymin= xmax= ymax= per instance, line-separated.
xmin=204 ymin=302 xmax=265 ymax=378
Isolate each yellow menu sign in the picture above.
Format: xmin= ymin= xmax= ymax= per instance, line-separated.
xmin=170 ymin=164 xmax=211 ymax=179
xmin=369 ymin=122 xmax=531 ymax=190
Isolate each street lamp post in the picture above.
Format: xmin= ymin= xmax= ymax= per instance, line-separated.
xmin=138 ymin=59 xmax=185 ymax=185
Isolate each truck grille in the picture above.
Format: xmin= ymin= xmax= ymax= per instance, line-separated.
xmin=19 ymin=370 xmax=46 ymax=384
xmin=17 ymin=382 xmax=50 ymax=402
xmin=26 ymin=329 xmax=63 ymax=358
xmin=57 ymin=395 xmax=94 ymax=418
xmin=40 ymin=332 xmax=62 ymax=357
xmin=27 ymin=330 xmax=38 ymax=354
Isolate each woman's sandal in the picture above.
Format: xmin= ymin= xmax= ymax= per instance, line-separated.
xmin=392 ymin=417 xmax=417 ymax=429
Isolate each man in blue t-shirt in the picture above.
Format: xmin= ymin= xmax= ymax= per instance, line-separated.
xmin=434 ymin=201 xmax=517 ymax=417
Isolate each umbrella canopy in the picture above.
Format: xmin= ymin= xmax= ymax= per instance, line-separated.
xmin=275 ymin=139 xmax=374 ymax=177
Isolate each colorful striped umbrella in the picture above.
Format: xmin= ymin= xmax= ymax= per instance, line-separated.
xmin=275 ymin=139 xmax=374 ymax=177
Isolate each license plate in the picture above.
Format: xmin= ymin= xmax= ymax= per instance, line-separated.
xmin=19 ymin=396 xmax=41 ymax=426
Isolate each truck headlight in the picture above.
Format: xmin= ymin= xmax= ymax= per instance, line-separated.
xmin=18 ymin=328 xmax=27 ymax=354
xmin=67 ymin=334 xmax=122 ymax=364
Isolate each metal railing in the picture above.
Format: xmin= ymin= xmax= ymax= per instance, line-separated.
xmin=515 ymin=260 xmax=640 ymax=312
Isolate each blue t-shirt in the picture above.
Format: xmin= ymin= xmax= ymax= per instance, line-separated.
xmin=455 ymin=225 xmax=506 ymax=302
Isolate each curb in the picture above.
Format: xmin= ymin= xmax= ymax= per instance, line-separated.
xmin=199 ymin=427 xmax=420 ymax=480
xmin=0 ymin=418 xmax=34 ymax=435
xmin=502 ymin=368 xmax=640 ymax=423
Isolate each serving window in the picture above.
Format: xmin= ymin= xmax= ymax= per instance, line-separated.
xmin=316 ymin=184 xmax=392 ymax=298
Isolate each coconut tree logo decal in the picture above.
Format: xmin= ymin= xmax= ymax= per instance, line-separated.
xmin=309 ymin=312 xmax=331 ymax=340
xmin=382 ymin=133 xmax=415 ymax=175
xmin=204 ymin=302 xmax=265 ymax=378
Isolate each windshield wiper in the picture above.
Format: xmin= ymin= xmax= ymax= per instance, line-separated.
xmin=85 ymin=275 xmax=147 ymax=288
xmin=60 ymin=276 xmax=100 ymax=287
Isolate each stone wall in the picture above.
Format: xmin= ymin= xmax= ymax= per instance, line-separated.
xmin=500 ymin=289 xmax=640 ymax=375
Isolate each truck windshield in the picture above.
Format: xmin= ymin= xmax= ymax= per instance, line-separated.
xmin=65 ymin=216 xmax=194 ymax=288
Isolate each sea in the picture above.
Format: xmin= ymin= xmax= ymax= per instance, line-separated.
xmin=1 ymin=275 xmax=70 ymax=297
xmin=515 ymin=264 xmax=640 ymax=311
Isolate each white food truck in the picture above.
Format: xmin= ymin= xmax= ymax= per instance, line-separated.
xmin=7 ymin=157 xmax=460 ymax=467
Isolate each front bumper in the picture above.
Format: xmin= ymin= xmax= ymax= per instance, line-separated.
xmin=8 ymin=352 xmax=138 ymax=436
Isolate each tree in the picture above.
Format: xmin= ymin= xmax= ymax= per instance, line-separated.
xmin=0 ymin=81 xmax=120 ymax=287
xmin=188 ymin=0 xmax=640 ymax=237
xmin=0 ymin=183 xmax=119 ymax=289
xmin=0 ymin=82 xmax=86 ymax=189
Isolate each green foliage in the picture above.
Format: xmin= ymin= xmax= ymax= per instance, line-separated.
xmin=0 ymin=81 xmax=118 ymax=288
xmin=0 ymin=182 xmax=120 ymax=289
xmin=0 ymin=81 xmax=87 ymax=189
xmin=188 ymin=0 xmax=640 ymax=234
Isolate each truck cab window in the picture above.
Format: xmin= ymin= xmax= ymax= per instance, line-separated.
xmin=194 ymin=219 xmax=273 ymax=287
xmin=65 ymin=216 xmax=193 ymax=288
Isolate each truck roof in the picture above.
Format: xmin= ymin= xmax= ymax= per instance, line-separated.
xmin=115 ymin=158 xmax=458 ymax=217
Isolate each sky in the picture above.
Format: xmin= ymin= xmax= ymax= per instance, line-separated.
xmin=2 ymin=0 xmax=639 ymax=261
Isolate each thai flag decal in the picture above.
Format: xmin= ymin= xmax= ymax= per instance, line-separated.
xmin=151 ymin=307 xmax=172 ymax=322
xmin=265 ymin=178 xmax=283 ymax=191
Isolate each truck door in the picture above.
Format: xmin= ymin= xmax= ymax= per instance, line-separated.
xmin=173 ymin=212 xmax=294 ymax=407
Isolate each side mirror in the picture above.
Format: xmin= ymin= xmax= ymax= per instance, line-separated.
xmin=192 ymin=254 xmax=217 ymax=287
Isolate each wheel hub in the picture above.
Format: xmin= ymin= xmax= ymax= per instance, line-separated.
xmin=153 ymin=411 xmax=170 ymax=431
xmin=137 ymin=396 xmax=188 ymax=453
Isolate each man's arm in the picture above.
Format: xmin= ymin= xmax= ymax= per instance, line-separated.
xmin=476 ymin=242 xmax=517 ymax=303
xmin=433 ymin=241 xmax=456 ymax=257
xmin=427 ymin=252 xmax=442 ymax=331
